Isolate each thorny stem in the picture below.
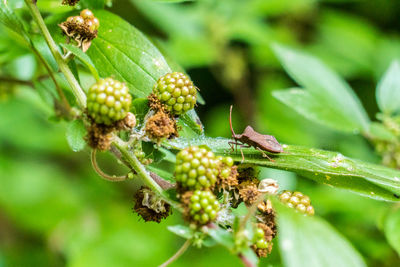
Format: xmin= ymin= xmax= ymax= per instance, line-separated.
xmin=91 ymin=149 xmax=128 ymax=182
xmin=159 ymin=239 xmax=191 ymax=267
xmin=24 ymin=0 xmax=87 ymax=109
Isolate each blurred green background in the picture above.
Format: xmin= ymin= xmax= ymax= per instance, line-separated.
xmin=1 ymin=0 xmax=400 ymax=266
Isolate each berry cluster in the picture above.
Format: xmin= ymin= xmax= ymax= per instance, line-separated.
xmin=153 ymin=72 xmax=197 ymax=115
xmin=66 ymin=9 xmax=100 ymax=32
xmin=253 ymin=227 xmax=269 ymax=249
xmin=188 ymin=190 xmax=220 ymax=225
xmin=175 ymin=146 xmax=219 ymax=189
xmin=87 ymin=78 xmax=132 ymax=125
xmin=279 ymin=191 xmax=315 ymax=215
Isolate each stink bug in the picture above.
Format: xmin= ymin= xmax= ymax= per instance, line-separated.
xmin=229 ymin=105 xmax=283 ymax=162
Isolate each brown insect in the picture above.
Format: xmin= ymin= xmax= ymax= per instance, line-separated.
xmin=229 ymin=105 xmax=283 ymax=162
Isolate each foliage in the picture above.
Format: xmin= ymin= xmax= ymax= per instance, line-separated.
xmin=1 ymin=0 xmax=400 ymax=266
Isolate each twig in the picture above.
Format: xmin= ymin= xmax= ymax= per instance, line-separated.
xmin=159 ymin=240 xmax=191 ymax=267
xmin=0 ymin=77 xmax=33 ymax=86
xmin=238 ymin=253 xmax=256 ymax=267
xmin=91 ymin=149 xmax=128 ymax=182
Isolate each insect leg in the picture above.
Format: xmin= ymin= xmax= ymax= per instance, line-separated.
xmin=228 ymin=141 xmax=237 ymax=152
xmin=238 ymin=143 xmax=250 ymax=163
xmin=256 ymin=147 xmax=275 ymax=162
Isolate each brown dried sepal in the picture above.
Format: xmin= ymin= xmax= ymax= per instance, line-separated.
xmin=115 ymin=112 xmax=136 ymax=131
xmin=59 ymin=21 xmax=97 ymax=52
xmin=238 ymin=179 xmax=260 ymax=206
xmin=257 ymin=200 xmax=277 ymax=237
xmin=62 ymin=0 xmax=80 ymax=6
xmin=180 ymin=191 xmax=194 ymax=223
xmin=237 ymin=164 xmax=259 ymax=183
xmin=133 ymin=186 xmax=171 ymax=223
xmin=215 ymin=165 xmax=239 ymax=192
xmin=251 ymin=242 xmax=273 ymax=258
xmin=148 ymin=93 xmax=167 ymax=113
xmin=86 ymin=122 xmax=114 ymax=151
xmin=252 ymin=223 xmax=274 ymax=258
xmin=85 ymin=112 xmax=136 ymax=151
xmin=145 ymin=110 xmax=178 ymax=143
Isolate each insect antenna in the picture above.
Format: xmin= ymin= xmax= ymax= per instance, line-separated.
xmin=229 ymin=105 xmax=236 ymax=137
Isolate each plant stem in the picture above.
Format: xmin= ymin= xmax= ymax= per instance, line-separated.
xmin=238 ymin=253 xmax=256 ymax=267
xmin=113 ymin=138 xmax=181 ymax=210
xmin=91 ymin=149 xmax=128 ymax=182
xmin=159 ymin=240 xmax=191 ymax=267
xmin=24 ymin=0 xmax=86 ymax=109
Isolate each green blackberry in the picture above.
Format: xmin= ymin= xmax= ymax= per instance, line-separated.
xmin=189 ymin=190 xmax=220 ymax=224
xmin=175 ymin=146 xmax=219 ymax=190
xmin=216 ymin=156 xmax=234 ymax=179
xmin=153 ymin=72 xmax=197 ymax=115
xmin=279 ymin=191 xmax=314 ymax=215
xmin=253 ymin=227 xmax=269 ymax=249
xmin=87 ymin=78 xmax=132 ymax=125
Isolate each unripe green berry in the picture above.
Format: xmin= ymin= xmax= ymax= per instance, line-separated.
xmin=279 ymin=190 xmax=315 ymax=216
xmin=188 ymin=190 xmax=220 ymax=224
xmin=80 ymin=9 xmax=94 ymax=20
xmin=153 ymin=72 xmax=197 ymax=115
xmin=175 ymin=146 xmax=220 ymax=190
xmin=87 ymin=78 xmax=132 ymax=125
xmin=253 ymin=227 xmax=269 ymax=249
xmin=72 ymin=16 xmax=84 ymax=25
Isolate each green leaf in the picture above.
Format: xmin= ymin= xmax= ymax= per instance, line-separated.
xmin=79 ymin=0 xmax=106 ymax=9
xmin=66 ymin=120 xmax=87 ymax=152
xmin=376 ymin=61 xmax=400 ymax=114
xmin=207 ymin=227 xmax=235 ymax=250
xmin=0 ymin=1 xmax=26 ymax=38
xmin=383 ymin=206 xmax=400 ymax=255
xmin=150 ymin=0 xmax=194 ymax=2
xmin=130 ymin=98 xmax=149 ymax=125
xmin=166 ymin=137 xmax=400 ymax=201
xmin=60 ymin=43 xmax=100 ymax=80
xmin=177 ymin=109 xmax=204 ymax=136
xmin=273 ymin=88 xmax=357 ymax=132
xmin=31 ymin=35 xmax=58 ymax=72
xmin=272 ymin=44 xmax=370 ymax=133
xmin=34 ymin=80 xmax=56 ymax=108
xmin=86 ymin=10 xmax=202 ymax=134
xmin=276 ymin=202 xmax=366 ymax=267
xmin=167 ymin=225 xmax=193 ymax=239
xmin=87 ymin=10 xmax=172 ymax=98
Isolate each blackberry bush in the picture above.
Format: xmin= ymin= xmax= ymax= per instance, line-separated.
xmin=87 ymin=78 xmax=132 ymax=125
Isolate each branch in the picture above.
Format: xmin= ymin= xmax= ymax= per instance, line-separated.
xmin=159 ymin=239 xmax=191 ymax=267
xmin=238 ymin=253 xmax=256 ymax=267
